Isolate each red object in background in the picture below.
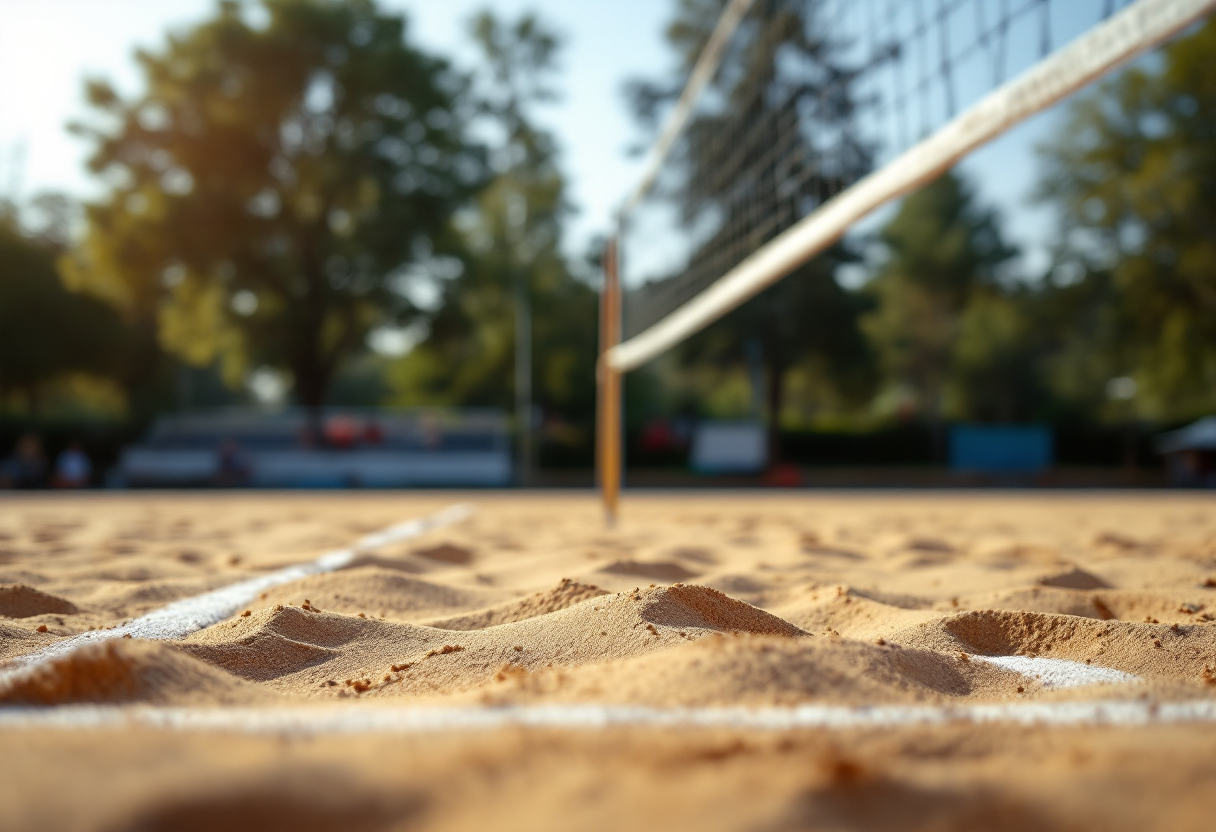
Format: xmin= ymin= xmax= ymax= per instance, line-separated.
xmin=363 ymin=422 xmax=384 ymax=444
xmin=324 ymin=416 xmax=359 ymax=449
xmin=764 ymin=463 xmax=803 ymax=487
xmin=641 ymin=419 xmax=675 ymax=453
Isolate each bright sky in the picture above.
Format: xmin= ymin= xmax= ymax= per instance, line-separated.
xmin=0 ymin=0 xmax=669 ymax=257
xmin=0 ymin=0 xmax=1138 ymax=275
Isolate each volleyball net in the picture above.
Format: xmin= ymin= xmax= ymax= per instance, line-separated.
xmin=597 ymin=0 xmax=1216 ymax=520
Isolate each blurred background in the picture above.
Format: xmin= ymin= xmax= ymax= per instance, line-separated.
xmin=1 ymin=0 xmax=1213 ymax=490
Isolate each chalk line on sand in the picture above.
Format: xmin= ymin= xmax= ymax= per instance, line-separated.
xmin=972 ymin=656 xmax=1138 ymax=689
xmin=0 ymin=503 xmax=473 ymax=679
xmin=1 ymin=700 xmax=1213 ymax=733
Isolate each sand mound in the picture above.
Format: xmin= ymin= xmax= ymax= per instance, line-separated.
xmin=599 ymin=559 xmax=700 ymax=581
xmin=179 ymin=607 xmax=356 ymax=682
xmin=950 ymin=587 xmax=1114 ymax=620
xmin=80 ymin=579 xmax=212 ymax=617
xmin=788 ymin=772 xmax=1051 ymax=832
xmin=885 ymin=537 xmax=960 ymax=568
xmin=772 ymin=589 xmax=941 ymax=640
xmin=483 ymin=634 xmax=1028 ymax=707
xmin=801 ymin=545 xmax=866 ymax=561
xmin=116 ymin=779 xmax=421 ymax=832
xmin=897 ymin=609 xmax=1216 ymax=681
xmin=848 ymin=588 xmax=934 ymax=610
xmin=177 ymin=585 xmax=803 ymax=699
xmin=665 ymin=545 xmax=719 ymax=564
xmin=257 ymin=567 xmax=504 ymax=621
xmin=410 ymin=542 xmax=474 ymax=565
xmin=903 ymin=537 xmax=956 ymax=553
xmin=0 ymin=639 xmax=268 ymax=706
xmin=341 ymin=554 xmax=425 ymax=574
xmin=1094 ymin=531 xmax=1143 ymax=550
xmin=953 ymin=587 xmax=1211 ymax=624
xmin=425 ymin=579 xmax=608 ymax=630
xmin=1037 ymin=567 xmax=1110 ymax=590
xmin=638 ymin=584 xmax=804 ymax=636
xmin=0 ymin=584 xmax=78 ymax=618
xmin=1091 ymin=591 xmax=1215 ymax=624
xmin=0 ymin=619 xmax=58 ymax=661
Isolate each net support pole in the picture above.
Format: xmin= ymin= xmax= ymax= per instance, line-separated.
xmin=597 ymin=236 xmax=623 ymax=526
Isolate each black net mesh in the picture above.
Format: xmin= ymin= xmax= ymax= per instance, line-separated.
xmin=620 ymin=0 xmax=1133 ymax=340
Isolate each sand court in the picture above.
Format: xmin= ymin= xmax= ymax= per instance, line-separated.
xmin=1 ymin=491 xmax=1214 ymax=829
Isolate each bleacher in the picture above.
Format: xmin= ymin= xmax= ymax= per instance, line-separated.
xmin=120 ymin=408 xmax=512 ymax=487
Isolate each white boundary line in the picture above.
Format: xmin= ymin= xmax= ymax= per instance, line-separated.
xmin=0 ymin=504 xmax=473 ymax=681
xmin=2 ymin=700 xmax=1215 ymax=734
xmin=972 ymin=656 xmax=1137 ymax=689
xmin=609 ymin=0 xmax=1216 ymax=371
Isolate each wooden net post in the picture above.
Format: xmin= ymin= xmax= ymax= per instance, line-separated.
xmin=597 ymin=235 xmax=622 ymax=526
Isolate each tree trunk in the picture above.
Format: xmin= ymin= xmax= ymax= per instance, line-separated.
xmin=1122 ymin=420 xmax=1138 ymax=473
xmin=291 ymin=311 xmax=330 ymax=444
xmin=765 ymin=358 xmax=785 ymax=467
xmin=292 ymin=351 xmax=328 ymax=443
xmin=295 ymin=232 xmax=331 ymax=442
xmin=292 ymin=334 xmax=328 ymax=410
xmin=929 ymin=391 xmax=945 ymax=465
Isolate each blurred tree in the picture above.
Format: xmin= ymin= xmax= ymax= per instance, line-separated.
xmin=679 ymin=254 xmax=875 ymax=460
xmin=390 ymin=12 xmax=598 ymax=437
xmin=0 ymin=204 xmax=132 ymax=413
xmin=948 ymin=287 xmax=1044 ymax=422
xmin=861 ymin=171 xmax=1018 ymax=440
xmin=1037 ymin=16 xmax=1216 ymax=422
xmin=63 ymin=0 xmax=486 ymax=417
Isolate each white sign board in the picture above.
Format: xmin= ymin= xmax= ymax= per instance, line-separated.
xmin=690 ymin=421 xmax=767 ymax=474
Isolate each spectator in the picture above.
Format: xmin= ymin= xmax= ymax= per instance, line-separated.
xmin=216 ymin=439 xmax=252 ymax=487
xmin=53 ymin=441 xmax=93 ymax=488
xmin=0 ymin=434 xmax=48 ymax=489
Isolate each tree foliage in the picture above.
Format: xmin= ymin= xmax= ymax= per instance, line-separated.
xmin=862 ymin=171 xmax=1021 ymax=424
xmin=389 ymin=11 xmax=597 ymax=425
xmin=63 ymin=0 xmax=486 ymax=410
xmin=0 ymin=205 xmax=132 ymax=412
xmin=1036 ymin=16 xmax=1216 ymax=421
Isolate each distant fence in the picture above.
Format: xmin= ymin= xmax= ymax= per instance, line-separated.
xmin=0 ymin=413 xmax=1176 ymax=488
xmin=624 ymin=423 xmax=1166 ymax=470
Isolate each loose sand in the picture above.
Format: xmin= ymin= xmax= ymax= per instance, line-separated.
xmin=1 ymin=491 xmax=1214 ymax=830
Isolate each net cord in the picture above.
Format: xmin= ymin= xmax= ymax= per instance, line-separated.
xmin=620 ymin=0 xmax=758 ymax=216
xmin=608 ymin=0 xmax=1216 ymax=372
